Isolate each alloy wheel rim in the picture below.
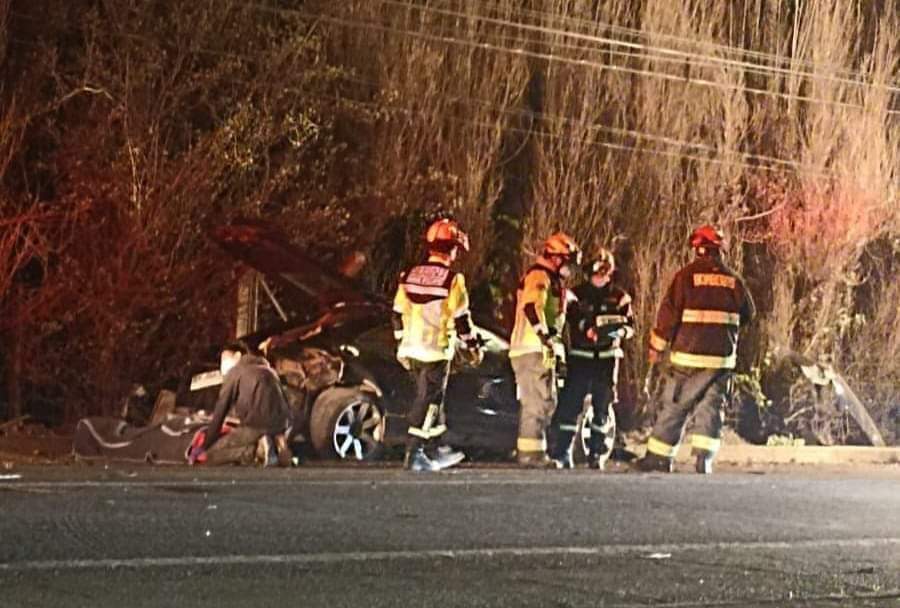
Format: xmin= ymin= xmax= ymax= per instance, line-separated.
xmin=332 ymin=399 xmax=383 ymax=460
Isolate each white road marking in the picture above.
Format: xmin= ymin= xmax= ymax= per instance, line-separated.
xmin=1 ymin=538 xmax=898 ymax=572
xmin=4 ymin=469 xmax=897 ymax=491
xmin=1 ymin=477 xmax=631 ymax=490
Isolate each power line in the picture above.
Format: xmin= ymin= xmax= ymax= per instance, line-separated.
xmin=2 ymin=4 xmax=868 ymax=178
xmin=309 ymin=88 xmax=838 ymax=180
xmin=463 ymin=0 xmax=900 ymax=90
xmin=322 ymin=6 xmax=885 ymax=99
xmin=239 ymin=2 xmax=900 ymax=116
xmin=376 ymin=0 xmax=900 ymax=107
xmin=336 ymin=73 xmax=830 ymax=176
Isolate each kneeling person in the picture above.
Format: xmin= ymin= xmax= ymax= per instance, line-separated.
xmin=193 ymin=342 xmax=292 ymax=467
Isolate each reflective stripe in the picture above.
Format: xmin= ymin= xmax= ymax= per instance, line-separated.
xmin=590 ymin=421 xmax=613 ymax=434
xmin=670 ymin=351 xmax=736 ymax=369
xmin=403 ymin=284 xmax=450 ymax=298
xmin=517 ymin=437 xmax=546 ymax=452
xmin=691 ymin=434 xmax=721 ymax=453
xmin=407 ymin=424 xmax=447 ymax=440
xmin=596 ymin=314 xmax=628 ymax=327
xmin=570 ymin=348 xmax=622 ymax=359
xmin=647 ymin=437 xmax=677 ymax=457
xmin=681 ymin=309 xmax=740 ymax=325
xmin=650 ymin=331 xmax=669 ymax=352
xmin=558 ymin=424 xmax=579 ymax=432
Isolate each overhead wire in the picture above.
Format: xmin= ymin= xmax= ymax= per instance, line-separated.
xmin=375 ymin=0 xmax=900 ymax=109
xmin=308 ymin=89 xmax=818 ymax=178
xmin=2 ymin=3 xmax=866 ymax=178
xmin=236 ymin=2 xmax=900 ymax=116
xmin=334 ymin=72 xmax=829 ymax=176
xmin=461 ymin=0 xmax=900 ymax=90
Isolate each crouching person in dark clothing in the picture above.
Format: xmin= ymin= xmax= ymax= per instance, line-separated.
xmin=190 ymin=342 xmax=293 ymax=467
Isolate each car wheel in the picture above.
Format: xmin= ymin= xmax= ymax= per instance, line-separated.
xmin=310 ymin=387 xmax=385 ymax=461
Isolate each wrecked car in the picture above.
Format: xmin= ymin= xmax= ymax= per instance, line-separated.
xmin=179 ymin=223 xmax=605 ymax=463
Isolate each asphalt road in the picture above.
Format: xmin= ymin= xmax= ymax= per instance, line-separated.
xmin=1 ymin=463 xmax=898 ymax=607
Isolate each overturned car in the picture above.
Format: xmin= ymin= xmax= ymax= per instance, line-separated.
xmin=179 ymin=223 xmax=607 ymax=463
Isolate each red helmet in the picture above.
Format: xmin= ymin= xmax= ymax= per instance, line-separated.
xmin=690 ymin=224 xmax=724 ymax=249
xmin=425 ymin=218 xmax=470 ymax=253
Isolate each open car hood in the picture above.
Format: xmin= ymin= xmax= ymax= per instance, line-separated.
xmin=212 ymin=220 xmax=511 ymax=343
xmin=211 ymin=221 xmax=385 ymax=309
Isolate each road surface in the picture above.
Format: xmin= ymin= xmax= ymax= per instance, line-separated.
xmin=1 ymin=463 xmax=899 ymax=607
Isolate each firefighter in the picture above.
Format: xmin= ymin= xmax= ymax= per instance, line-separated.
xmin=637 ymin=225 xmax=755 ymax=474
xmin=509 ymin=232 xmax=581 ymax=467
xmin=550 ymin=248 xmax=634 ymax=469
xmin=392 ymin=218 xmax=483 ymax=472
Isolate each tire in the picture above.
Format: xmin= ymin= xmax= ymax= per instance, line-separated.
xmin=309 ymin=387 xmax=385 ymax=461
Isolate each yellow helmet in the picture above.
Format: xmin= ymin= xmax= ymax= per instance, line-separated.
xmin=543 ymin=232 xmax=582 ymax=265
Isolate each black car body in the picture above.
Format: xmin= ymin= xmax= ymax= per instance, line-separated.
xmin=184 ymin=223 xmax=598 ymax=461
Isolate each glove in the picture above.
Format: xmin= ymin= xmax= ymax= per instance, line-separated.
xmin=537 ymin=329 xmax=555 ymax=349
xmin=556 ymin=356 xmax=568 ymax=384
xmin=464 ymin=338 xmax=485 ymax=367
xmin=550 ymin=337 xmax=566 ymax=362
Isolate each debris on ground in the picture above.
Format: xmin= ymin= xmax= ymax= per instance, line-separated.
xmin=0 ymin=419 xmax=74 ymax=464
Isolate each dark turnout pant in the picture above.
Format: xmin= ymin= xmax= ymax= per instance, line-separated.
xmin=204 ymin=426 xmax=266 ymax=466
xmin=552 ymin=357 xmax=618 ymax=460
xmin=406 ymin=360 xmax=450 ymax=449
xmin=647 ymin=366 xmax=732 ymax=461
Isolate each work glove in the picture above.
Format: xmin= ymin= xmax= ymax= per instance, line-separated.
xmin=463 ymin=337 xmax=485 ymax=367
xmin=556 ymin=356 xmax=568 ymax=386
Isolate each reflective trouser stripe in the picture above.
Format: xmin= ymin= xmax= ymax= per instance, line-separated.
xmin=670 ymin=351 xmax=736 ymax=369
xmin=408 ymin=424 xmax=447 ymax=439
xmin=517 ymin=437 xmax=546 ymax=452
xmin=691 ymin=434 xmax=721 ymax=453
xmin=681 ymin=309 xmax=740 ymax=325
xmin=649 ymin=331 xmax=669 ymax=352
xmin=591 ymin=419 xmax=613 ymax=434
xmin=647 ymin=437 xmax=677 ymax=458
xmin=570 ymin=348 xmax=622 ymax=359
xmin=408 ymin=402 xmax=446 ymax=439
xmin=558 ymin=424 xmax=579 ymax=432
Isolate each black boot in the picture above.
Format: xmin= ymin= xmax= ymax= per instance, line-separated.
xmin=694 ymin=450 xmax=714 ymax=474
xmin=587 ymin=453 xmax=605 ymax=470
xmin=634 ymin=452 xmax=674 ymax=473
